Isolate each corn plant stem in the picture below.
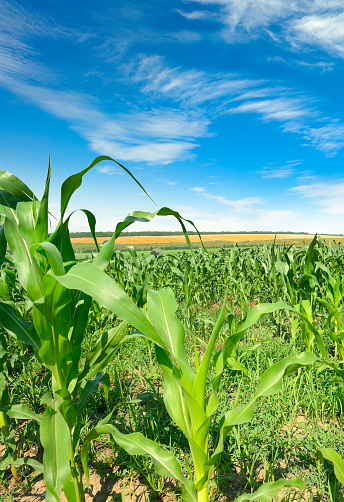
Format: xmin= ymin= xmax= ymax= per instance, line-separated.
xmin=197 ymin=486 xmax=209 ymax=502
xmin=70 ymin=443 xmax=86 ymax=502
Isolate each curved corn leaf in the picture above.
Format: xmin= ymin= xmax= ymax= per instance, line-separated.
xmin=0 ymin=301 xmax=41 ymax=352
xmin=54 ymin=262 xmax=164 ymax=346
xmin=10 ymin=457 xmax=44 ymax=473
xmin=212 ymin=302 xmax=293 ymax=394
xmin=60 ymin=156 xmax=153 ymax=221
xmin=211 ymin=352 xmax=318 ymax=466
xmin=75 ymin=372 xmax=109 ymax=417
xmin=31 ymin=242 xmax=64 ymax=276
xmin=81 ymin=424 xmax=197 ymax=502
xmin=193 ymin=297 xmax=227 ymax=408
xmin=77 ymin=321 xmax=128 ymax=384
xmin=317 ymin=448 xmax=344 ymax=484
xmin=7 ymin=404 xmax=41 ymax=423
xmin=233 ymin=478 xmax=306 ymax=502
xmin=0 ymin=171 xmax=34 ymax=202
xmin=255 ymin=351 xmax=317 ymax=398
xmin=92 ymin=206 xmax=203 ymax=271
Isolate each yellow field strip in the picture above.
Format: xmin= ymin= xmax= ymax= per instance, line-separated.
xmin=71 ymin=234 xmax=344 ymax=245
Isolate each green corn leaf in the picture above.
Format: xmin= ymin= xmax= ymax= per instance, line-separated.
xmin=212 ymin=302 xmax=293 ymax=395
xmin=155 ymin=345 xmax=191 ymax=436
xmin=31 ymin=242 xmax=65 ymax=276
xmin=0 ymin=223 xmax=7 ymax=265
xmin=304 ymin=234 xmax=318 ymax=276
xmin=75 ymin=373 xmax=109 ymax=417
xmin=7 ymin=404 xmax=41 ymax=423
xmin=10 ymin=457 xmax=44 ymax=473
xmin=60 ymin=156 xmax=153 ymax=221
xmin=235 ymin=302 xmax=292 ymax=334
xmin=256 ymin=351 xmax=318 ymax=397
xmin=317 ymin=448 xmax=344 ymax=484
xmin=147 ymin=289 xmax=191 ymax=370
xmin=81 ymin=425 xmax=197 ymax=502
xmin=54 ymin=262 xmax=164 ymax=346
xmin=211 ymin=352 xmax=318 ymax=464
xmin=77 ymin=321 xmax=128 ymax=384
xmin=233 ymin=478 xmax=306 ymax=502
xmin=49 ymin=217 xmax=75 ymax=262
xmin=80 ymin=209 xmax=99 ymax=252
xmin=34 ymin=275 xmax=76 ymax=389
xmin=193 ymin=296 xmax=227 ymax=408
xmin=40 ymin=397 xmax=78 ymax=502
xmin=35 ymin=161 xmax=51 ymax=243
xmin=0 ymin=191 xmax=21 ymax=210
xmin=0 ymin=171 xmax=34 ymax=202
xmin=2 ymin=206 xmax=32 ymax=290
xmin=92 ymin=206 xmax=201 ymax=271
xmin=0 ymin=301 xmax=41 ymax=352
xmin=52 ymin=209 xmax=99 ymax=256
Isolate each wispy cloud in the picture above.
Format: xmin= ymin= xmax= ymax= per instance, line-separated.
xmin=128 ymin=55 xmax=260 ymax=107
xmin=159 ymin=179 xmax=179 ymax=185
xmin=289 ymin=12 xmax=344 ymax=58
xmin=287 ymin=120 xmax=344 ymax=156
xmin=176 ymin=9 xmax=220 ymax=21
xmin=182 ymin=0 xmax=344 ymax=58
xmin=258 ymin=160 xmax=303 ymax=178
xmin=96 ymin=165 xmax=124 ymax=175
xmin=292 ymin=180 xmax=344 ymax=214
xmin=128 ymin=54 xmax=344 ymax=156
xmin=0 ymin=6 xmax=210 ymax=166
xmin=190 ymin=186 xmax=207 ymax=192
xmin=227 ymin=97 xmax=313 ymax=122
xmin=191 ymin=185 xmax=264 ymax=212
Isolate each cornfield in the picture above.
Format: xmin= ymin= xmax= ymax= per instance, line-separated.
xmin=0 ymin=156 xmax=343 ymax=502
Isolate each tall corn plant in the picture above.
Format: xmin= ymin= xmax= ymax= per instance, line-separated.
xmin=57 ymin=263 xmax=319 ymax=502
xmin=0 ymin=156 xmax=201 ymax=501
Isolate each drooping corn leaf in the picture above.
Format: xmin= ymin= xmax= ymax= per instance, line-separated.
xmin=81 ymin=424 xmax=197 ymax=502
xmin=318 ymin=448 xmax=344 ymax=484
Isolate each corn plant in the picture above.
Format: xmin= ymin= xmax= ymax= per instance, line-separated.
xmin=0 ymin=156 xmax=201 ymax=501
xmin=57 ymin=262 xmax=320 ymax=502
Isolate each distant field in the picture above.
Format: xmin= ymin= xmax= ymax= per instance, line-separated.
xmin=71 ymin=233 xmax=344 ymax=245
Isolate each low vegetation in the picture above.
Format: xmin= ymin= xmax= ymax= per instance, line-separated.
xmin=0 ymin=157 xmax=343 ymax=502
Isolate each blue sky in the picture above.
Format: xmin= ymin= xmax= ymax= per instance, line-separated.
xmin=1 ymin=0 xmax=344 ymax=233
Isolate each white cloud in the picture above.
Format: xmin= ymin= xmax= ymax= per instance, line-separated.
xmin=258 ymin=160 xmax=303 ymax=178
xmin=292 ymin=180 xmax=344 ymax=214
xmin=171 ymin=205 xmax=298 ymax=232
xmin=183 ymin=0 xmax=344 ymax=58
xmin=96 ymin=165 xmax=124 ymax=175
xmin=127 ymin=55 xmax=344 ymax=156
xmin=190 ymin=186 xmax=207 ymax=192
xmin=289 ymin=13 xmax=344 ymax=58
xmin=176 ymin=9 xmax=219 ymax=21
xmin=158 ymin=179 xmax=179 ymax=185
xmin=201 ymin=193 xmax=264 ymax=212
xmin=129 ymin=55 xmax=260 ymax=106
xmin=191 ymin=185 xmax=264 ymax=212
xmin=295 ymin=60 xmax=335 ymax=72
xmin=292 ymin=120 xmax=344 ymax=156
xmin=228 ymin=98 xmax=313 ymax=122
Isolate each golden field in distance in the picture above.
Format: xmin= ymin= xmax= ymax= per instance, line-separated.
xmin=71 ymin=233 xmax=344 ymax=245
